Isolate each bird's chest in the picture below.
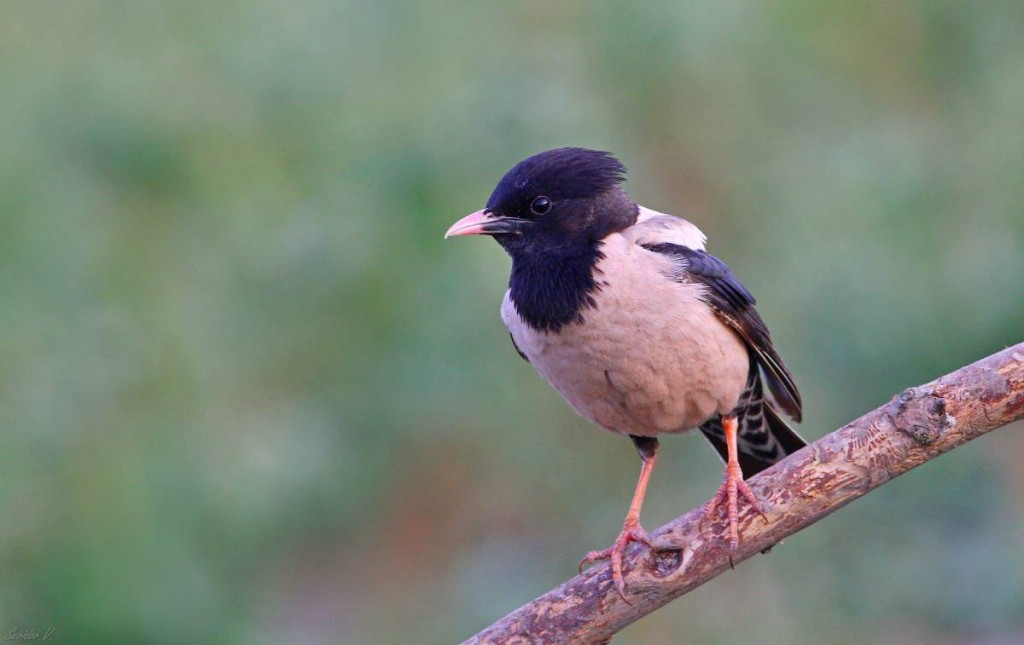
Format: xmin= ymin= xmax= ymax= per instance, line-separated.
xmin=501 ymin=241 xmax=749 ymax=436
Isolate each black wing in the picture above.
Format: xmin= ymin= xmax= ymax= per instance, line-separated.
xmin=641 ymin=242 xmax=802 ymax=421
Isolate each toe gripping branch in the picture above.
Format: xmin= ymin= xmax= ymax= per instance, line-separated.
xmin=579 ymin=436 xmax=659 ymax=602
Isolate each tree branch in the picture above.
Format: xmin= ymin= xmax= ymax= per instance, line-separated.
xmin=465 ymin=342 xmax=1024 ymax=644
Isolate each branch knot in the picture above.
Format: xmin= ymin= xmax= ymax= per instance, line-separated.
xmin=888 ymin=387 xmax=954 ymax=446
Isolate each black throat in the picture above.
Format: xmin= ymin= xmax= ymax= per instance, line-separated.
xmin=508 ymin=240 xmax=605 ymax=333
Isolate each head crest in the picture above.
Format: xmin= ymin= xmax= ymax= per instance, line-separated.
xmin=487 ymin=148 xmax=627 ymax=210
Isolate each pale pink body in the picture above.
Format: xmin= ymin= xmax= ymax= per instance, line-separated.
xmin=501 ymin=208 xmax=750 ymax=437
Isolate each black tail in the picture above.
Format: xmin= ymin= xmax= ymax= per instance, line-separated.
xmin=699 ymin=358 xmax=807 ymax=476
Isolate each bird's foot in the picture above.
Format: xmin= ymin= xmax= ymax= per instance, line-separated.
xmin=700 ymin=461 xmax=766 ymax=565
xmin=578 ymin=519 xmax=652 ymax=602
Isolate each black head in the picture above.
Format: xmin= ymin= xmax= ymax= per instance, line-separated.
xmin=446 ymin=148 xmax=638 ymax=258
xmin=446 ymin=148 xmax=640 ymax=332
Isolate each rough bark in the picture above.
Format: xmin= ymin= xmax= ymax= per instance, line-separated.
xmin=465 ymin=342 xmax=1024 ymax=644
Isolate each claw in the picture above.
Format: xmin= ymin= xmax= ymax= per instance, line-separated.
xmin=579 ymin=522 xmax=653 ymax=602
xmin=701 ymin=461 xmax=766 ymax=555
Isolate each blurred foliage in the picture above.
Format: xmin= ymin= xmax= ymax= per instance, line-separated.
xmin=1 ymin=1 xmax=1023 ymax=643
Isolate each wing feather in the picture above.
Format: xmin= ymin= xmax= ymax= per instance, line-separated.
xmin=640 ymin=241 xmax=803 ymax=422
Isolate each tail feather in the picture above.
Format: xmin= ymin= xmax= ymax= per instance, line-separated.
xmin=762 ymin=400 xmax=807 ymax=457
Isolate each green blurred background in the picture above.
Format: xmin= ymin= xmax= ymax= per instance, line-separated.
xmin=2 ymin=1 xmax=1023 ymax=643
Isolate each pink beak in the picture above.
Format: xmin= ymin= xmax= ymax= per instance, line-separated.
xmin=444 ymin=209 xmax=492 ymax=238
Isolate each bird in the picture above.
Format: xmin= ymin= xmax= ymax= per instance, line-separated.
xmin=445 ymin=147 xmax=805 ymax=599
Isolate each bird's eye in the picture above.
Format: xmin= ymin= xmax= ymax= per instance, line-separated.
xmin=530 ymin=196 xmax=552 ymax=215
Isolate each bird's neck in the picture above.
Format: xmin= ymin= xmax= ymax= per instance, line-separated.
xmin=508 ymin=241 xmax=604 ymax=333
